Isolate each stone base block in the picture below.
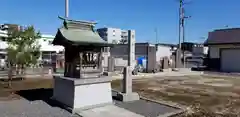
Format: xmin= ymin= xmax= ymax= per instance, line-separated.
xmin=163 ymin=68 xmax=172 ymax=72
xmin=52 ymin=75 xmax=113 ymax=112
xmin=178 ymin=68 xmax=191 ymax=72
xmin=103 ymin=72 xmax=118 ymax=76
xmin=116 ymin=92 xmax=140 ymax=102
xmin=172 ymin=68 xmax=179 ymax=71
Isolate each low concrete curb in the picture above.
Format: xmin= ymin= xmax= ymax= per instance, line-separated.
xmin=112 ymin=90 xmax=186 ymax=117
xmin=140 ymin=97 xmax=187 ymax=117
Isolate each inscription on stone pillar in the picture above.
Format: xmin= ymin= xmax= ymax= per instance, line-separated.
xmin=128 ymin=30 xmax=135 ymax=71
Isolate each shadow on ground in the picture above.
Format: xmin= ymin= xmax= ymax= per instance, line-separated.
xmin=15 ymin=88 xmax=124 ymax=115
xmin=16 ymin=88 xmax=70 ymax=112
xmin=15 ymin=87 xmax=183 ymax=117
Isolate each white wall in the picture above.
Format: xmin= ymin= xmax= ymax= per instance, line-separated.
xmin=192 ymin=46 xmax=209 ymax=55
xmin=156 ymin=45 xmax=172 ymax=62
xmin=0 ymin=33 xmax=64 ymax=52
xmin=38 ymin=35 xmax=64 ymax=52
xmin=0 ymin=30 xmax=7 ymax=38
xmin=204 ymin=47 xmax=209 ymax=55
xmin=107 ymin=28 xmax=122 ymax=43
xmin=209 ymin=45 xmax=240 ymax=58
xmin=0 ymin=40 xmax=7 ymax=50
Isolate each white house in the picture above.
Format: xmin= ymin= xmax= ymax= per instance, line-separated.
xmin=0 ymin=30 xmax=64 ymax=64
xmin=0 ymin=31 xmax=64 ymax=52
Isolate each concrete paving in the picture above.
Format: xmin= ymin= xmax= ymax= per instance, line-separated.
xmin=114 ymin=99 xmax=180 ymax=117
xmin=76 ymin=99 xmax=181 ymax=117
xmin=0 ymin=99 xmax=72 ymax=117
xmin=0 ymin=88 xmax=182 ymax=117
xmin=76 ymin=105 xmax=144 ymax=117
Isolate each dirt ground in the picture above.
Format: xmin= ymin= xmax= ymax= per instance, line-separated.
xmin=112 ymin=75 xmax=240 ymax=116
xmin=1 ymin=75 xmax=240 ymax=116
xmin=0 ymin=78 xmax=53 ymax=101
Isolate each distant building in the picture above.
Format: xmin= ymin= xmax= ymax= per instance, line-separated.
xmin=180 ymin=42 xmax=208 ymax=56
xmin=155 ymin=43 xmax=177 ymax=62
xmin=0 ymin=24 xmax=64 ymax=66
xmin=97 ymin=27 xmax=133 ymax=44
xmin=106 ymin=43 xmax=157 ymax=73
xmin=205 ymin=28 xmax=240 ymax=72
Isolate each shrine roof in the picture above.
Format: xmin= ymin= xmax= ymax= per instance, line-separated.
xmin=52 ymin=16 xmax=112 ymax=47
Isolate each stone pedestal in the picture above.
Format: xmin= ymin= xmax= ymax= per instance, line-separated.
xmin=117 ymin=66 xmax=139 ymax=102
xmin=115 ymin=30 xmax=139 ymax=102
xmin=116 ymin=92 xmax=140 ymax=102
xmin=52 ymin=75 xmax=113 ymax=112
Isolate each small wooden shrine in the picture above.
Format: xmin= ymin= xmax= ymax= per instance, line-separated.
xmin=52 ymin=16 xmax=113 ymax=112
xmin=53 ymin=16 xmax=112 ymax=78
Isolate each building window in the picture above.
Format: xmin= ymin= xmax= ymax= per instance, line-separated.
xmin=1 ymin=37 xmax=6 ymax=41
xmin=113 ymin=32 xmax=116 ymax=36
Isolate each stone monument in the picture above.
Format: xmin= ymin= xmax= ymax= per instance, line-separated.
xmin=117 ymin=30 xmax=140 ymax=102
xmin=52 ymin=17 xmax=113 ymax=112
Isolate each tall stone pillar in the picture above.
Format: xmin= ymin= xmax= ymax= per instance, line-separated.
xmin=108 ymin=56 xmax=114 ymax=72
xmin=117 ymin=30 xmax=139 ymax=102
xmin=176 ymin=49 xmax=182 ymax=68
xmin=128 ymin=30 xmax=135 ymax=71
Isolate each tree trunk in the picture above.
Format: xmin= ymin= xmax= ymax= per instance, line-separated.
xmin=8 ymin=62 xmax=13 ymax=88
xmin=21 ymin=64 xmax=25 ymax=80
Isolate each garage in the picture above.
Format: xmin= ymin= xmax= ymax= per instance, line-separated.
xmin=221 ymin=49 xmax=240 ymax=72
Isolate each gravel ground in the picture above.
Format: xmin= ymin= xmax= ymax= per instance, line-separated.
xmin=0 ymin=99 xmax=74 ymax=117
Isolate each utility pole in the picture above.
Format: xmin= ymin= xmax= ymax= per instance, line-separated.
xmin=155 ymin=28 xmax=158 ymax=44
xmin=65 ymin=0 xmax=69 ymax=18
xmin=177 ymin=0 xmax=190 ymax=68
xmin=178 ymin=0 xmax=183 ymax=50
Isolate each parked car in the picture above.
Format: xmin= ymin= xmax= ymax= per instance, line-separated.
xmin=186 ymin=56 xmax=204 ymax=62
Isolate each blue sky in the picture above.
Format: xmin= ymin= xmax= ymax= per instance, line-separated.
xmin=1 ymin=0 xmax=240 ymax=44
